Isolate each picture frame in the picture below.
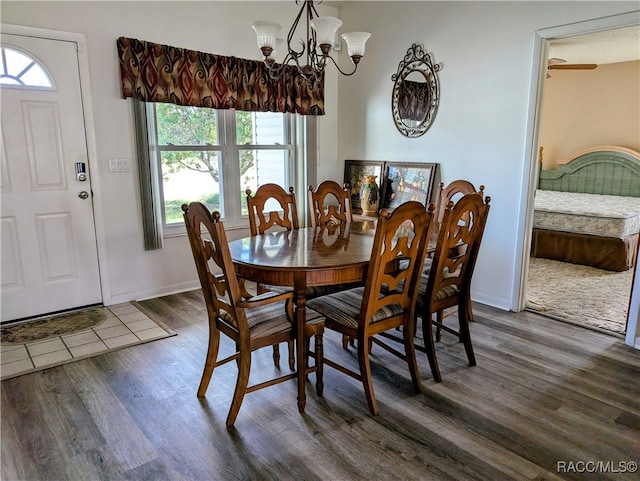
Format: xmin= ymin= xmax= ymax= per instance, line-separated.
xmin=381 ymin=162 xmax=438 ymax=210
xmin=343 ymin=160 xmax=385 ymax=214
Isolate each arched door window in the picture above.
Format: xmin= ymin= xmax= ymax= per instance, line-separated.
xmin=0 ymin=46 xmax=53 ymax=88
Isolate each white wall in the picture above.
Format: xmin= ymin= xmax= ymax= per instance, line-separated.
xmin=336 ymin=1 xmax=638 ymax=310
xmin=1 ymin=1 xmax=339 ymax=304
xmin=540 ymin=60 xmax=640 ymax=167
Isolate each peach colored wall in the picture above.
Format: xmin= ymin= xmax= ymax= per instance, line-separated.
xmin=539 ymin=61 xmax=640 ymax=169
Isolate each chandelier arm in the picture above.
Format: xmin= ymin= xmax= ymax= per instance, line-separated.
xmin=306 ymin=1 xmax=311 ymax=66
xmin=309 ymin=0 xmax=320 ymax=17
xmin=286 ymin=0 xmax=308 ymax=59
xmin=305 ymin=0 xmax=318 ymax=69
xmin=281 ymin=51 xmax=299 ymax=66
xmin=264 ymin=61 xmax=287 ymax=79
xmin=325 ymin=53 xmax=358 ymax=76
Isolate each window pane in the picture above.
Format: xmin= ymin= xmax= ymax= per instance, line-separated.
xmin=236 ymin=111 xmax=284 ymax=145
xmin=5 ymin=48 xmax=33 ymax=76
xmin=240 ymin=149 xmax=287 ymax=216
xmin=161 ymin=151 xmax=221 ymax=223
xmin=20 ymin=65 xmax=51 ymax=87
xmin=1 ymin=47 xmax=53 ymax=87
xmin=156 ymin=104 xmax=218 ymax=145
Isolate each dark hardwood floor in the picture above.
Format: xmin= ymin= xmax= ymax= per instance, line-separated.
xmin=2 ymin=289 xmax=639 ymax=481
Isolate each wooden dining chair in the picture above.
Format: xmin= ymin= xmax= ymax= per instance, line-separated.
xmin=246 ymin=183 xmax=300 ymax=368
xmin=429 ymin=179 xmax=486 ymax=326
xmin=246 ymin=183 xmax=299 ymax=235
xmin=434 ymin=180 xmax=485 ymax=224
xmin=416 ymin=192 xmax=491 ymax=382
xmin=182 ymin=202 xmax=324 ymax=428
xmin=308 ymin=201 xmax=435 ymax=415
xmin=308 ymin=180 xmax=353 ymax=227
xmin=247 ymin=183 xmax=358 ymax=362
xmin=308 ymin=180 xmax=363 ymax=349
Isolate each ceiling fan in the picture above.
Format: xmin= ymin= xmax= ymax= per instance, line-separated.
xmin=547 ymin=58 xmax=598 ymax=77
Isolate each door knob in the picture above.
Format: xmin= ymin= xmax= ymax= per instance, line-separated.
xmin=78 ymin=191 xmax=89 ymax=199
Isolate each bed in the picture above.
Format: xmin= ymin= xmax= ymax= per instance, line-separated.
xmin=531 ymin=146 xmax=640 ymax=272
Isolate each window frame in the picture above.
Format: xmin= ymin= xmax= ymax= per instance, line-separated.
xmin=150 ymin=106 xmax=297 ymax=237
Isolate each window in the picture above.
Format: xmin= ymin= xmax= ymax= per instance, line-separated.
xmin=0 ymin=46 xmax=53 ymax=88
xmin=151 ymin=104 xmax=294 ymax=233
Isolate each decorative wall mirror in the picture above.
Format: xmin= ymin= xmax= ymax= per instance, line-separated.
xmin=391 ymin=43 xmax=442 ymax=138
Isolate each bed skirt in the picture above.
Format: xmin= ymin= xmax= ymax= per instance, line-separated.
xmin=530 ymin=229 xmax=638 ymax=272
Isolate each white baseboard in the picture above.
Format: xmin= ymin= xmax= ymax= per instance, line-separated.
xmin=471 ymin=291 xmax=512 ymax=311
xmin=104 ymin=281 xmax=201 ymax=306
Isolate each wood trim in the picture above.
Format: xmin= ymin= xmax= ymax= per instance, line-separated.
xmin=557 ymin=145 xmax=640 ymax=165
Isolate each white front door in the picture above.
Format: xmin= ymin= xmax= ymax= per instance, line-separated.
xmin=1 ymin=33 xmax=102 ymax=321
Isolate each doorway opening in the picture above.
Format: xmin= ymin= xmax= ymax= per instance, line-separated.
xmin=523 ymin=16 xmax=640 ymax=338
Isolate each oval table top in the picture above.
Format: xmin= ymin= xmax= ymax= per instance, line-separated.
xmin=228 ymin=222 xmax=377 ymax=288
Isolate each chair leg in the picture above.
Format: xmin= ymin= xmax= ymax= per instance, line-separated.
xmin=226 ymin=352 xmax=251 ymax=428
xmin=466 ymin=298 xmax=475 ymax=322
xmin=458 ymin=302 xmax=476 ymax=367
xmin=358 ymin=334 xmax=379 ymax=415
xmin=258 ymin=281 xmax=285 ymax=369
xmin=197 ymin=329 xmax=221 ymax=397
xmin=304 ymin=337 xmax=311 ymax=382
xmin=315 ymin=333 xmax=324 ymax=397
xmin=403 ymin=320 xmax=422 ymax=393
xmin=435 ymin=310 xmax=444 ymax=342
xmin=272 ymin=336 xmax=296 ymax=371
xmin=287 ymin=340 xmax=295 ymax=371
xmin=422 ymin=310 xmax=442 ymax=382
xmin=342 ymin=334 xmax=352 ymax=349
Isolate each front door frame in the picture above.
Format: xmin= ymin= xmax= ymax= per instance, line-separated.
xmin=2 ymin=23 xmax=112 ymax=309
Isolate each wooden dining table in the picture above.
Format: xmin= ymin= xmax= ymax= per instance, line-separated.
xmin=227 ymin=221 xmax=378 ymax=413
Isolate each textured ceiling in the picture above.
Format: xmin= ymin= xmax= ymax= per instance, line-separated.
xmin=548 ymin=24 xmax=640 ymax=65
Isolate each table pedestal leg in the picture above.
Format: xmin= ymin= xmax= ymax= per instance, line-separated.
xmin=294 ymin=278 xmax=307 ymax=413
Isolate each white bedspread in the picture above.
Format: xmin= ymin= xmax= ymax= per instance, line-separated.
xmin=533 ymin=190 xmax=640 ymax=238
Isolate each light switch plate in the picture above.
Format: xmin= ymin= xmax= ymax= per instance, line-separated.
xmin=108 ymin=158 xmax=130 ymax=173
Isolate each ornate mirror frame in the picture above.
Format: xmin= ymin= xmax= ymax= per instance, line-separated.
xmin=391 ymin=43 xmax=442 ymax=138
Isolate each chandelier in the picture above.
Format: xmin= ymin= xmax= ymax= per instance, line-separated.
xmin=252 ymin=0 xmax=370 ymax=79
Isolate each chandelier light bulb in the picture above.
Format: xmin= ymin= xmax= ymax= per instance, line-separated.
xmin=310 ymin=16 xmax=343 ymax=48
xmin=252 ymin=21 xmax=282 ymax=56
xmin=271 ymin=38 xmax=285 ymax=60
xmin=341 ymin=32 xmax=371 ymax=58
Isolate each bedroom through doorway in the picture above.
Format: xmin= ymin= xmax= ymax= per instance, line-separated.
xmin=525 ymin=23 xmax=640 ymax=337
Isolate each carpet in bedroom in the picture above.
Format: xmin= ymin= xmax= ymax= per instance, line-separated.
xmin=525 ymin=257 xmax=633 ymax=335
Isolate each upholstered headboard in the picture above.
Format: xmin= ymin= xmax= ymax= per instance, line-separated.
xmin=538 ymin=146 xmax=640 ymax=197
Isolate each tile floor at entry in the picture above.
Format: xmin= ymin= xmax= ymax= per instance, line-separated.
xmin=0 ymin=303 xmax=169 ymax=380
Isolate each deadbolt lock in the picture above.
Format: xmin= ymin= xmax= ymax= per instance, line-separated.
xmin=76 ymin=162 xmax=87 ymax=182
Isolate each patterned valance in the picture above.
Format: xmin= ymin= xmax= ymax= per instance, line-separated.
xmin=398 ymin=79 xmax=430 ymax=122
xmin=116 ymin=37 xmax=325 ymax=115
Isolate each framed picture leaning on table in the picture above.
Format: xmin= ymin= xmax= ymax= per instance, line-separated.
xmin=381 ymin=162 xmax=438 ymax=211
